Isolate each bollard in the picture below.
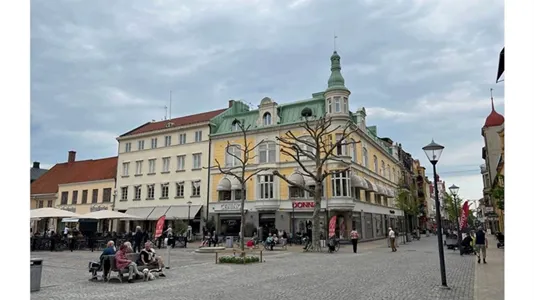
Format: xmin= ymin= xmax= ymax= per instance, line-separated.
xmin=260 ymin=250 xmax=263 ymax=263
xmin=215 ymin=252 xmax=218 ymax=264
xmin=165 ymin=241 xmax=170 ymax=269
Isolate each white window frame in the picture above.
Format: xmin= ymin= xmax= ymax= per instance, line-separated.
xmin=134 ymin=185 xmax=142 ymax=200
xmin=373 ymin=155 xmax=378 ymax=173
xmin=120 ymin=186 xmax=128 ymax=201
xmin=226 ymin=145 xmax=241 ymax=167
xmin=162 ymin=157 xmax=170 ymax=172
xmin=351 ymin=139 xmax=357 ymax=162
xmin=343 ymin=97 xmax=348 ymax=113
xmin=122 ymin=162 xmax=130 ymax=176
xmin=148 ymin=159 xmax=156 ymax=174
xmin=195 ymin=131 xmax=202 ymax=142
xmin=161 ymin=183 xmax=169 ymax=198
xmin=164 ymin=135 xmax=171 ymax=147
xmin=263 ymin=112 xmax=272 ymax=125
xmin=259 ymin=142 xmax=276 ymax=163
xmin=299 ymin=136 xmax=316 ymax=160
xmin=334 ymin=96 xmax=341 ymax=112
xmin=179 ymin=133 xmax=186 ymax=144
xmin=175 ymin=182 xmax=184 ymax=198
xmin=363 ymin=147 xmax=368 ymax=168
xmin=147 ymin=184 xmax=155 ymax=199
xmin=231 ymin=121 xmax=241 ymax=132
xmin=151 ymin=138 xmax=157 ymax=149
xmin=192 ymin=181 xmax=201 ymax=197
xmin=125 ymin=142 xmax=131 ymax=152
xmin=135 ymin=160 xmax=143 ymax=175
xmin=327 ymin=98 xmax=332 ymax=113
xmin=138 ymin=140 xmax=144 ymax=150
xmin=331 ymin=170 xmax=350 ymax=197
xmin=176 ymin=155 xmax=185 ymax=171
xmin=257 ymin=174 xmax=274 ymax=200
xmin=193 ymin=153 xmax=202 ymax=169
xmin=335 ymin=133 xmax=347 ymax=156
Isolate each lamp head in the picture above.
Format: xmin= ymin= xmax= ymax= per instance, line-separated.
xmin=422 ymin=139 xmax=444 ymax=164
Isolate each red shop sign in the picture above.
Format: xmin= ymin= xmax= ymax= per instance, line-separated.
xmin=292 ymin=201 xmax=315 ymax=208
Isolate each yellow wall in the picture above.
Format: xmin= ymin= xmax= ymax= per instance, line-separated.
xmin=212 ymin=137 xmax=256 ymax=166
xmin=31 ymin=194 xmax=56 ymax=209
xmin=56 ymin=179 xmax=115 ymax=214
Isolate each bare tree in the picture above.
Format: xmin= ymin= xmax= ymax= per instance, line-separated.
xmin=212 ymin=119 xmax=269 ymax=253
xmin=273 ymin=116 xmax=357 ymax=252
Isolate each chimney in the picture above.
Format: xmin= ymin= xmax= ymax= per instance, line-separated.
xmin=228 ymin=100 xmax=234 ymax=108
xmin=68 ymin=151 xmax=76 ymax=163
xmin=32 ymin=162 xmax=40 ymax=169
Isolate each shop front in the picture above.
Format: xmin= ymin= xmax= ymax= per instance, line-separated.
xmin=290 ymin=200 xmax=318 ymax=236
xmin=353 ymin=200 xmax=404 ymax=241
xmin=209 ymin=201 xmax=258 ymax=236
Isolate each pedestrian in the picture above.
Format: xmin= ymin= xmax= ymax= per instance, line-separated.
xmin=350 ymin=228 xmax=359 ymax=253
xmin=133 ymin=226 xmax=143 ymax=253
xmin=388 ymin=227 xmax=397 ymax=252
xmin=475 ymin=227 xmax=488 ymax=264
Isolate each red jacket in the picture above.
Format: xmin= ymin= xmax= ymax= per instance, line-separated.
xmin=115 ymin=249 xmax=131 ymax=270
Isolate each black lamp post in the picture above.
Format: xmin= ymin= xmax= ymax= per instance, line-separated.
xmin=422 ymin=139 xmax=448 ymax=288
xmin=187 ymin=201 xmax=192 ymax=226
xmin=448 ymin=184 xmax=462 ymax=247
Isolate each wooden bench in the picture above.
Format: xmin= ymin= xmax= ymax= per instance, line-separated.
xmin=263 ymin=240 xmax=288 ymax=251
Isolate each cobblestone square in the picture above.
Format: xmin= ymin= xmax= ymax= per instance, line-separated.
xmin=30 ymin=237 xmax=500 ymax=300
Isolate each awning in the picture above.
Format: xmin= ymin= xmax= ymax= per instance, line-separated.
xmin=146 ymin=206 xmax=171 ymax=221
xmin=230 ymin=177 xmax=241 ymax=190
xmin=166 ymin=205 xmax=202 ymax=220
xmin=288 ymin=173 xmax=305 ymax=186
xmin=351 ymin=174 xmax=368 ymax=189
xmin=376 ymin=184 xmax=388 ymax=196
xmin=217 ymin=178 xmax=231 ymax=191
xmin=61 ymin=218 xmax=79 ymax=223
xmin=363 ymin=179 xmax=378 ymax=192
xmin=304 ymin=174 xmax=315 ymax=186
xmin=387 ymin=187 xmax=395 ymax=198
xmin=126 ymin=207 xmax=156 ymax=219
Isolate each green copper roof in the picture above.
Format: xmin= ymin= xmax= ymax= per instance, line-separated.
xmin=326 ymin=51 xmax=349 ymax=93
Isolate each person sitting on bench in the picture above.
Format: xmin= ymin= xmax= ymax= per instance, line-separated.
xmin=116 ymin=242 xmax=145 ymax=283
xmin=139 ymin=241 xmax=165 ymax=277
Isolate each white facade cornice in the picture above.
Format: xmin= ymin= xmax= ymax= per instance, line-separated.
xmin=117 ymin=121 xmax=210 ymax=142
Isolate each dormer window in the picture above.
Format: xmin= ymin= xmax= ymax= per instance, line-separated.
xmin=334 ymin=96 xmax=341 ymax=112
xmin=232 ymin=120 xmax=241 ymax=131
xmin=263 ymin=112 xmax=272 ymax=126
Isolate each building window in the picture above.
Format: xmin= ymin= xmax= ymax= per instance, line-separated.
xmin=263 ymin=112 xmax=272 ymax=125
xmin=334 ymin=96 xmax=341 ymax=112
xmin=331 ymin=170 xmax=350 ymax=197
xmin=125 ymin=142 xmax=132 ymax=153
xmin=226 ymin=145 xmax=241 ymax=167
xmin=381 ymin=161 xmax=386 ymax=177
xmin=177 ymin=155 xmax=185 ymax=171
xmin=38 ymin=201 xmax=44 ymax=208
xmin=134 ymin=186 xmax=142 ymax=200
xmin=162 ymin=157 xmax=170 ymax=172
xmin=192 ymin=181 xmax=201 ymax=197
xmin=82 ymin=190 xmax=88 ymax=204
xmin=258 ymin=175 xmax=274 ymax=200
xmin=72 ymin=190 xmax=78 ymax=204
xmin=121 ymin=187 xmax=128 ymax=201
xmin=234 ymin=189 xmax=246 ymax=201
xmin=92 ymin=189 xmax=98 ymax=203
xmin=392 ymin=168 xmax=396 ymax=183
xmin=148 ymin=159 xmax=156 ymax=174
xmin=343 ymin=97 xmax=348 ymax=113
xmin=259 ymin=142 xmax=276 ymax=163
xmin=365 ymin=191 xmax=371 ymax=202
xmin=327 ymin=98 xmax=332 ymax=113
xmin=176 ymin=182 xmax=184 ymax=198
xmin=164 ymin=135 xmax=172 ymax=147
xmin=193 ymin=153 xmax=202 ymax=169
xmin=47 ymin=200 xmax=52 ymax=207
xmin=299 ymin=136 xmax=316 ymax=160
xmin=373 ymin=156 xmax=378 ymax=173
xmin=135 ymin=160 xmax=143 ymax=175
xmin=335 ymin=134 xmax=347 ymax=156
xmin=161 ymin=184 xmax=169 ymax=198
xmin=179 ymin=133 xmax=186 ymax=144
xmin=219 ymin=190 xmax=231 ymax=201
xmin=351 ymin=187 xmax=361 ymax=200
xmin=387 ymin=165 xmax=391 ymax=181
xmin=122 ymin=162 xmax=130 ymax=176
xmin=103 ymin=188 xmax=112 ymax=202
xmin=151 ymin=138 xmax=158 ymax=149
xmin=61 ymin=191 xmax=68 ymax=205
xmin=306 ymin=183 xmax=325 ymax=199
xmin=138 ymin=140 xmax=144 ymax=150
xmin=231 ymin=120 xmax=241 ymax=131
xmin=351 ymin=139 xmax=357 ymax=162
xmin=289 ymin=186 xmax=304 ymax=198
xmin=363 ymin=147 xmax=368 ymax=168
xmin=147 ymin=184 xmax=155 ymax=199
xmin=195 ymin=131 xmax=202 ymax=142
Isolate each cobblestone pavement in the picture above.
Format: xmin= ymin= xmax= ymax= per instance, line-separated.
xmin=474 ymin=238 xmax=504 ymax=300
xmin=31 ymin=236 xmax=484 ymax=300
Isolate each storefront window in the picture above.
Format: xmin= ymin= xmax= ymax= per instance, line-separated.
xmin=364 ymin=213 xmax=373 ymax=239
xmin=221 ymin=219 xmax=241 ymax=235
xmin=352 ymin=212 xmax=362 ymax=234
xmin=375 ymin=214 xmax=384 ymax=237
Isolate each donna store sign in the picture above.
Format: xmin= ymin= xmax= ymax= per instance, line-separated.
xmin=292 ymin=201 xmax=315 ymax=209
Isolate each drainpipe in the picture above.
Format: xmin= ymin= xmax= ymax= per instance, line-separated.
xmin=206 ymin=123 xmax=213 ymax=223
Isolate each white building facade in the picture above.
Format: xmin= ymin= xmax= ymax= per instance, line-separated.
xmin=114 ymin=108 xmax=226 ymax=234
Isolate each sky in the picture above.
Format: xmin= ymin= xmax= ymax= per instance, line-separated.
xmin=30 ymin=0 xmax=504 ymax=201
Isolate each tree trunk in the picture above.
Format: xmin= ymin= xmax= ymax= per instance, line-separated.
xmin=239 ymin=184 xmax=246 ymax=255
xmin=307 ymin=183 xmax=323 ymax=252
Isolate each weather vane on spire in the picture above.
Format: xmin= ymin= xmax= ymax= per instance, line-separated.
xmin=334 ymin=33 xmax=338 ymax=51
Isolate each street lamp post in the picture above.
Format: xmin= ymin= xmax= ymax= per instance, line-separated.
xmin=448 ymin=185 xmax=462 ymax=247
xmin=422 ymin=139 xmax=448 ymax=289
xmin=187 ymin=201 xmax=192 ymax=226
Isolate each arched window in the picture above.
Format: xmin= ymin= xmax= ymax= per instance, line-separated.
xmin=231 ymin=120 xmax=241 ymax=132
xmin=263 ymin=112 xmax=272 ymax=125
xmin=363 ymin=147 xmax=368 ymax=168
xmin=351 ymin=139 xmax=357 ymax=162
xmin=225 ymin=145 xmax=241 ymax=167
xmin=373 ymin=155 xmax=378 ymax=173
xmin=381 ymin=161 xmax=385 ymax=177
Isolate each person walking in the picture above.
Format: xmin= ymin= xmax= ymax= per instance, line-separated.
xmin=388 ymin=227 xmax=397 ymax=252
xmin=475 ymin=227 xmax=488 ymax=264
xmin=133 ymin=226 xmax=143 ymax=253
xmin=350 ymin=228 xmax=359 ymax=253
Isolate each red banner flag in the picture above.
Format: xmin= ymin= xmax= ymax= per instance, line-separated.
xmin=154 ymin=215 xmax=166 ymax=238
xmin=460 ymin=202 xmax=469 ymax=230
xmin=328 ymin=216 xmax=337 ymax=238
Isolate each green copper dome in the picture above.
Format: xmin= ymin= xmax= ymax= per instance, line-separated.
xmin=326 ymin=51 xmax=349 ymax=93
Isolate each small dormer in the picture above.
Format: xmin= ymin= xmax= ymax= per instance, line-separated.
xmin=355 ymin=107 xmax=367 ymax=131
xmin=257 ymin=97 xmax=279 ymax=127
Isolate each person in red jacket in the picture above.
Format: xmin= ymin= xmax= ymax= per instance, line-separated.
xmin=115 ymin=242 xmax=144 ymax=283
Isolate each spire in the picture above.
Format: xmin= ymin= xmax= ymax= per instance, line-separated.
xmin=326 ymin=51 xmax=348 ymax=92
xmin=490 ymin=88 xmax=495 ymax=111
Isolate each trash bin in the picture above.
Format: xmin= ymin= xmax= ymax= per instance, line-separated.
xmin=225 ymin=236 xmax=233 ymax=248
xmin=30 ymin=258 xmax=43 ymax=292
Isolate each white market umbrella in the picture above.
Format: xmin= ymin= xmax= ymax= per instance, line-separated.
xmin=81 ymin=210 xmax=142 ymax=220
xmin=30 ymin=208 xmax=82 ymax=219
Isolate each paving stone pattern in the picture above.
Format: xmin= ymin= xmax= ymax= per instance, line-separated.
xmin=31 ymin=237 xmax=479 ymax=300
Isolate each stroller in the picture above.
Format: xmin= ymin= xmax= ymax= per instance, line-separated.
xmin=459 ymin=235 xmax=475 ymax=255
xmin=496 ymin=232 xmax=504 ymax=248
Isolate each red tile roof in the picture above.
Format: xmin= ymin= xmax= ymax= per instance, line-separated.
xmin=120 ymin=108 xmax=227 ymax=137
xmin=30 ymin=156 xmax=118 ymax=195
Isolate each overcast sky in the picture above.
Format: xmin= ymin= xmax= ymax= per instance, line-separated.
xmin=30 ymin=0 xmax=504 ymax=201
